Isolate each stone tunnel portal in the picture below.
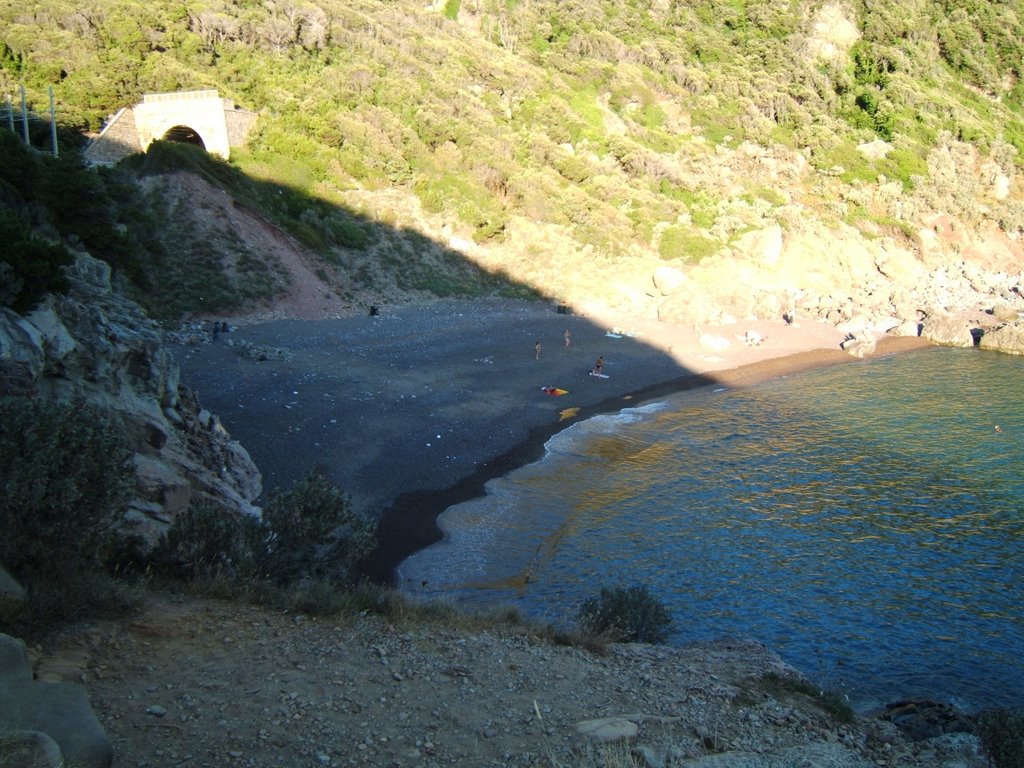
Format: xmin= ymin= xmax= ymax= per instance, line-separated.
xmin=84 ymin=90 xmax=258 ymax=166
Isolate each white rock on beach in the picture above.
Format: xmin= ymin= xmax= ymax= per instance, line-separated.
xmin=652 ymin=265 xmax=687 ymax=296
xmin=699 ymin=333 xmax=731 ymax=352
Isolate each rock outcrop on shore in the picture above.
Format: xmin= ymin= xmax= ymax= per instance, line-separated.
xmin=0 ymin=252 xmax=262 ymax=547
xmin=0 ymin=253 xmax=268 ymax=768
xmin=653 ymin=218 xmax=1023 ymax=357
xmin=979 ymin=318 xmax=1024 ymax=354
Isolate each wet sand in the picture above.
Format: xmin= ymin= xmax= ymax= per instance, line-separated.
xmin=171 ymin=298 xmax=932 ymax=583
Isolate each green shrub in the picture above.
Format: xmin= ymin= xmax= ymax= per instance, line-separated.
xmin=659 ymin=225 xmax=721 ymax=262
xmin=568 ymin=88 xmax=605 ymax=139
xmin=152 ymin=501 xmax=262 ymax=580
xmin=154 ymin=471 xmax=377 ymax=587
xmin=978 ymin=708 xmax=1024 ymax=768
xmin=330 ymin=216 xmax=372 ymax=250
xmin=555 ymin=153 xmax=592 ymax=184
xmin=657 ymin=182 xmax=719 ymax=228
xmin=0 ymin=398 xmax=134 ymax=577
xmin=12 ymin=568 xmax=143 ymax=637
xmin=0 ymin=210 xmax=71 ymax=312
xmin=577 ymin=584 xmax=673 ymax=644
xmin=880 ymin=146 xmax=928 ymax=189
xmin=259 ymin=470 xmax=377 ymax=584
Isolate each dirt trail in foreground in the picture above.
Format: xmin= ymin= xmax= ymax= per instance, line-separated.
xmin=33 ymin=595 xmax=984 ymax=768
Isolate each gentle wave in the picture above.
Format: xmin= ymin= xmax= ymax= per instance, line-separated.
xmin=539 ymin=401 xmax=669 ymax=460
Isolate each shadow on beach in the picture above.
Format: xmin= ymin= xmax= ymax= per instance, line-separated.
xmin=173 ymin=296 xmax=933 ymax=585
xmin=171 ymin=298 xmax=715 ymax=583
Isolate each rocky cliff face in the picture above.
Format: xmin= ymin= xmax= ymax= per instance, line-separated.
xmin=648 ymin=214 xmax=1024 ymax=354
xmin=0 ymin=252 xmax=261 ymax=547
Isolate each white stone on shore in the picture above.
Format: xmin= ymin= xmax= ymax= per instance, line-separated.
xmin=699 ymin=334 xmax=730 ymax=352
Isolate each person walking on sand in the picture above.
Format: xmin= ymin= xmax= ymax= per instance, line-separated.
xmin=535 ymin=340 xmax=542 ymax=360
xmin=564 ymin=329 xmax=572 ymax=348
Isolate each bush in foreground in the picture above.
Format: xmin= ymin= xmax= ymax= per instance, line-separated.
xmin=577 ymin=584 xmax=673 ymax=644
xmin=151 ymin=501 xmax=263 ymax=580
xmin=154 ymin=469 xmax=377 ymax=586
xmin=979 ymin=708 xmax=1024 ymax=768
xmin=0 ymin=397 xmax=139 ymax=634
xmin=259 ymin=470 xmax=376 ymax=583
xmin=0 ymin=397 xmax=133 ymax=577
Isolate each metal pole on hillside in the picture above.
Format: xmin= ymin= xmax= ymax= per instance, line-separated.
xmin=49 ymin=86 xmax=57 ymax=157
xmin=19 ymin=85 xmax=29 ymax=145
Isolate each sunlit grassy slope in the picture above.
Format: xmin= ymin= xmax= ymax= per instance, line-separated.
xmin=2 ymin=0 xmax=1023 ymax=317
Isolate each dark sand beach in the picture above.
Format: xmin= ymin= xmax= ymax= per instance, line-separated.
xmin=171 ymin=298 xmax=931 ymax=583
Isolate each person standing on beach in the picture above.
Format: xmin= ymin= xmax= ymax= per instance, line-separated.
xmin=564 ymin=329 xmax=572 ymax=348
xmin=535 ymin=340 xmax=542 ymax=359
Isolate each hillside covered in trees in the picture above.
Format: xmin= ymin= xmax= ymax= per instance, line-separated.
xmin=2 ymin=0 xmax=1024 ymax=319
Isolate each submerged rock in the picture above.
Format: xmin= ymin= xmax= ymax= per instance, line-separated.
xmin=877 ymin=698 xmax=976 ymax=742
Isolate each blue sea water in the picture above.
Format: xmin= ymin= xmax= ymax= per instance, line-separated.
xmin=397 ymin=346 xmax=1024 ymax=713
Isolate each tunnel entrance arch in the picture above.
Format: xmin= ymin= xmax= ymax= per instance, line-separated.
xmin=162 ymin=125 xmax=207 ymax=149
xmin=84 ymin=90 xmax=257 ymax=166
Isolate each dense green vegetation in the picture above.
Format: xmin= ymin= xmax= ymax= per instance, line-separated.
xmin=0 ymin=396 xmax=380 ymax=635
xmin=154 ymin=469 xmax=376 ymax=584
xmin=577 ymin=583 xmax=673 ymax=644
xmin=0 ymin=398 xmax=140 ymax=632
xmin=2 ymin=0 xmax=1023 ymax=319
xmin=0 ymin=125 xmax=506 ymax=320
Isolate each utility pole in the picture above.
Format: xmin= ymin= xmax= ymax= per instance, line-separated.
xmin=49 ymin=86 xmax=57 ymax=157
xmin=19 ymin=85 xmax=29 ymax=145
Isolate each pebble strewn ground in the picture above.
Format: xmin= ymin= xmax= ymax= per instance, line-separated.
xmin=32 ymin=596 xmax=988 ymax=768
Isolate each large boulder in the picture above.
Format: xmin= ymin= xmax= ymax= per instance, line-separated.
xmin=0 ymin=634 xmax=112 ymax=768
xmin=651 ymin=265 xmax=687 ymax=296
xmin=979 ymin=320 xmax=1024 ymax=355
xmin=920 ymin=315 xmax=978 ymax=347
xmin=732 ymin=224 xmax=783 ymax=266
xmin=989 ymin=302 xmax=1020 ymax=322
xmin=841 ymin=333 xmax=877 ymax=358
xmin=875 ymin=251 xmax=928 ymax=288
xmin=658 ymin=286 xmax=721 ymax=326
xmin=0 ymin=730 xmax=65 ymax=768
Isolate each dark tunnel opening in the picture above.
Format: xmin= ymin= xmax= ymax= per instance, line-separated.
xmin=162 ymin=125 xmax=206 ymax=149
